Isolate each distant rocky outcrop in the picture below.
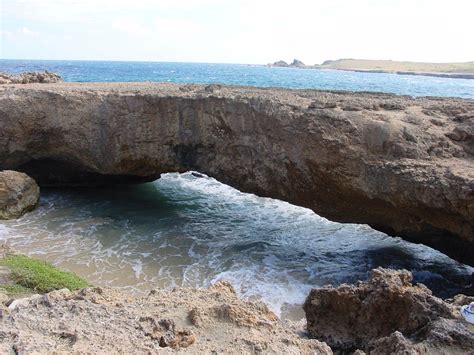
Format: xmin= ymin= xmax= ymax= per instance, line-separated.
xmin=270 ymin=60 xmax=290 ymax=67
xmin=0 ymin=83 xmax=473 ymax=264
xmin=268 ymin=59 xmax=311 ymax=68
xmin=289 ymin=59 xmax=306 ymax=68
xmin=0 ymin=71 xmax=63 ymax=84
xmin=304 ymin=268 xmax=474 ymax=353
xmin=0 ymin=171 xmax=39 ymax=219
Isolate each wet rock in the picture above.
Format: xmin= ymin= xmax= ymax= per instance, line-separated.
xmin=304 ymin=268 xmax=474 ymax=353
xmin=0 ymin=171 xmax=39 ymax=219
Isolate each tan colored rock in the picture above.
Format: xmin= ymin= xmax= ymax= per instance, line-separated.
xmin=303 ymin=268 xmax=474 ymax=353
xmin=0 ymin=83 xmax=472 ymax=263
xmin=0 ymin=71 xmax=62 ymax=84
xmin=0 ymin=170 xmax=39 ymax=219
xmin=0 ymin=282 xmax=332 ymax=354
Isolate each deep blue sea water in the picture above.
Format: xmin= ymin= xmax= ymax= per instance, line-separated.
xmin=0 ymin=59 xmax=472 ymax=319
xmin=1 ymin=59 xmax=473 ymax=98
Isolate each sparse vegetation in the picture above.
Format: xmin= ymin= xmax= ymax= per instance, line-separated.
xmin=0 ymin=254 xmax=89 ymax=294
xmin=0 ymin=284 xmax=32 ymax=297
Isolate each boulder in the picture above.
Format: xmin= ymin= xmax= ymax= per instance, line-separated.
xmin=303 ymin=268 xmax=474 ymax=353
xmin=0 ymin=170 xmax=40 ymax=219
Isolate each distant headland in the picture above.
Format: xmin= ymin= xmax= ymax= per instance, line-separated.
xmin=268 ymin=58 xmax=474 ymax=79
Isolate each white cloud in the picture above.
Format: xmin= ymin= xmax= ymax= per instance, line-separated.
xmin=1 ymin=0 xmax=473 ymax=63
xmin=19 ymin=27 xmax=39 ymax=37
xmin=154 ymin=17 xmax=202 ymax=36
xmin=112 ymin=17 xmax=149 ymax=36
xmin=1 ymin=27 xmax=40 ymax=41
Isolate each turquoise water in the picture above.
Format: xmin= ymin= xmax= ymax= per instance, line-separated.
xmin=1 ymin=59 xmax=473 ymax=98
xmin=0 ymin=60 xmax=472 ymax=319
xmin=0 ymin=173 xmax=472 ymax=319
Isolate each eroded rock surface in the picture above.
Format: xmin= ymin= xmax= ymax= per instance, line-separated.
xmin=0 ymin=170 xmax=39 ymax=219
xmin=0 ymin=281 xmax=331 ymax=354
xmin=0 ymin=71 xmax=63 ymax=84
xmin=303 ymin=268 xmax=474 ymax=353
xmin=0 ymin=83 xmax=473 ymax=263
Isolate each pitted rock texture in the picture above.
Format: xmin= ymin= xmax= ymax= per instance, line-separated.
xmin=303 ymin=268 xmax=474 ymax=354
xmin=0 ymin=170 xmax=39 ymax=219
xmin=0 ymin=83 xmax=473 ymax=263
xmin=0 ymin=282 xmax=331 ymax=354
xmin=0 ymin=71 xmax=63 ymax=84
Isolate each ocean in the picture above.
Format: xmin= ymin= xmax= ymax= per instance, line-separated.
xmin=1 ymin=59 xmax=474 ymax=98
xmin=0 ymin=59 xmax=472 ymax=319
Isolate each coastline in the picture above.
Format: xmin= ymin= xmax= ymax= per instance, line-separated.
xmin=0 ymin=77 xmax=473 ymax=353
xmin=267 ymin=58 xmax=474 ymax=79
xmin=267 ymin=65 xmax=474 ymax=80
xmin=325 ymin=68 xmax=474 ymax=80
xmin=0 ymin=251 xmax=472 ymax=353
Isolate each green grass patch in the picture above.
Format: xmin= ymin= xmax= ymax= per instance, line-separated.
xmin=0 ymin=255 xmax=89 ymax=293
xmin=0 ymin=284 xmax=32 ymax=297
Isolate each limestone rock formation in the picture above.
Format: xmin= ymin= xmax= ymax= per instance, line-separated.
xmin=0 ymin=282 xmax=331 ymax=354
xmin=303 ymin=268 xmax=474 ymax=353
xmin=0 ymin=71 xmax=63 ymax=84
xmin=0 ymin=83 xmax=472 ymax=264
xmin=0 ymin=170 xmax=39 ymax=219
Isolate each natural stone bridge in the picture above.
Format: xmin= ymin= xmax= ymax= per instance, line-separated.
xmin=0 ymin=83 xmax=473 ymax=264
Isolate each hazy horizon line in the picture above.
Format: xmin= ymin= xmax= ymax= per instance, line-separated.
xmin=1 ymin=57 xmax=474 ymax=66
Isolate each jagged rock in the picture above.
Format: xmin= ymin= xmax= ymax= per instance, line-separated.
xmin=271 ymin=60 xmax=289 ymax=67
xmin=0 ymin=281 xmax=332 ymax=353
xmin=0 ymin=170 xmax=39 ymax=219
xmin=270 ymin=59 xmax=308 ymax=68
xmin=0 ymin=71 xmax=62 ymax=84
xmin=0 ymin=83 xmax=473 ymax=263
xmin=303 ymin=268 xmax=474 ymax=353
xmin=290 ymin=59 xmax=306 ymax=67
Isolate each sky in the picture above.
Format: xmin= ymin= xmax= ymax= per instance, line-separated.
xmin=1 ymin=0 xmax=473 ymax=64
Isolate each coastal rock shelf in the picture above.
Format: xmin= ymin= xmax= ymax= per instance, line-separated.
xmin=0 ymin=83 xmax=473 ymax=264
